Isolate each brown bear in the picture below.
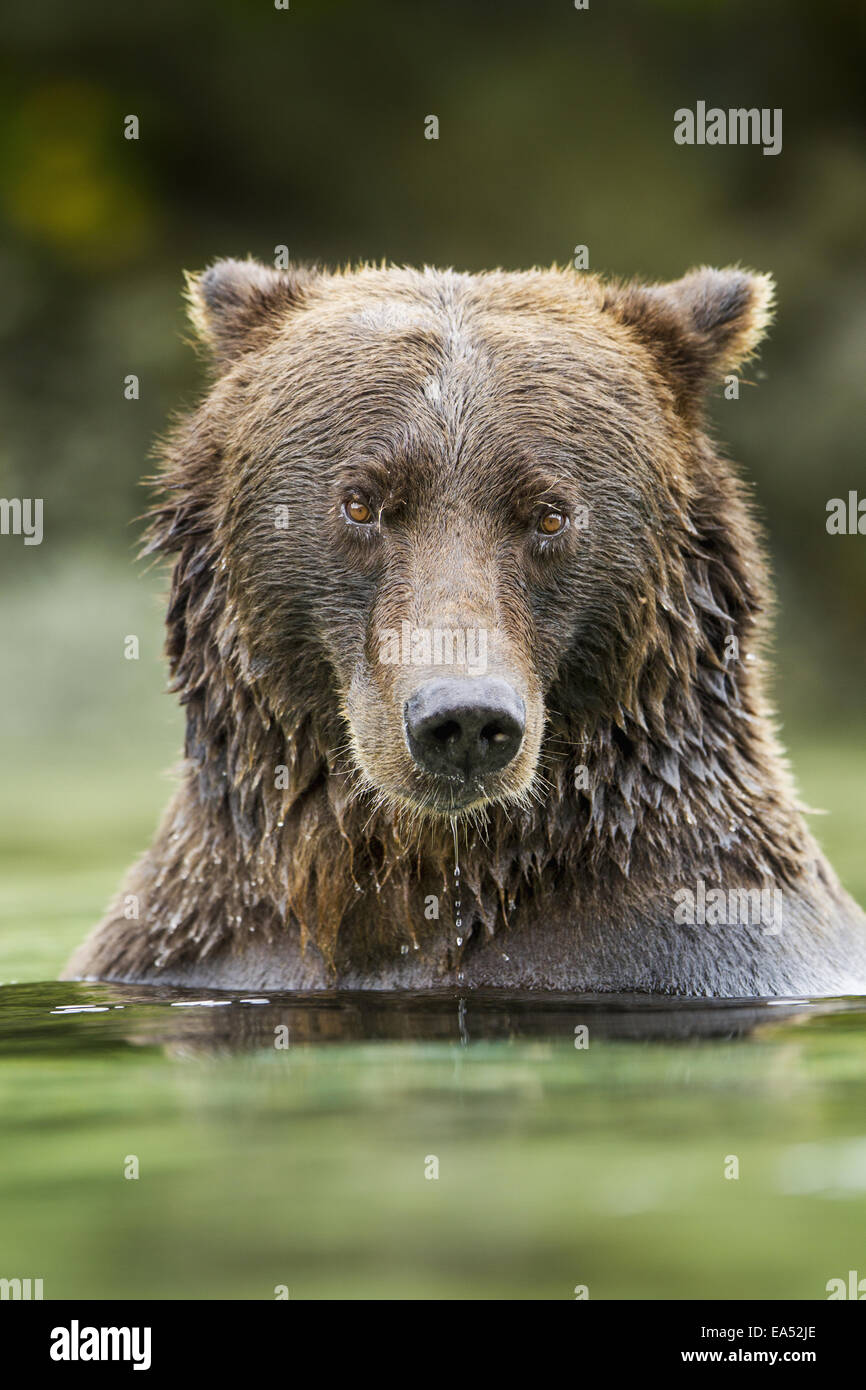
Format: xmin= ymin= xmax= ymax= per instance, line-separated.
xmin=65 ymin=259 xmax=866 ymax=996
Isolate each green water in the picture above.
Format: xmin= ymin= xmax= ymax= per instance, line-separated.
xmin=1 ymin=982 xmax=865 ymax=1300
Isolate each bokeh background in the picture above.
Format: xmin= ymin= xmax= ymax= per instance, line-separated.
xmin=0 ymin=0 xmax=864 ymax=972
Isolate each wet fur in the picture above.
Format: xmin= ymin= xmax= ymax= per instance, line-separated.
xmin=64 ymin=262 xmax=866 ymax=996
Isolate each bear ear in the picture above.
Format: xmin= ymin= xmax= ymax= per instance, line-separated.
xmin=604 ymin=266 xmax=774 ymax=406
xmin=185 ymin=257 xmax=317 ymax=367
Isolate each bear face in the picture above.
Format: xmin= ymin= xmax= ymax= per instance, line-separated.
xmin=65 ymin=259 xmax=866 ymax=995
xmin=178 ymin=261 xmax=770 ymax=824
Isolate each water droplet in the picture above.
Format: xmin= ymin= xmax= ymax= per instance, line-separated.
xmin=450 ymin=817 xmax=463 ymax=940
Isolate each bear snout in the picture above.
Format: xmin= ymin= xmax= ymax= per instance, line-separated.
xmin=403 ymin=676 xmax=526 ymax=784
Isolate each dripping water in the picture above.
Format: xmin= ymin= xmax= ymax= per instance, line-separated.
xmin=450 ymin=815 xmax=463 ymax=950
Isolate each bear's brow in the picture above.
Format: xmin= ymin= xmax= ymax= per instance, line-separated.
xmin=488 ymin=457 xmax=571 ymax=506
xmin=330 ymin=446 xmax=570 ymax=512
xmin=331 ymin=456 xmax=404 ymax=503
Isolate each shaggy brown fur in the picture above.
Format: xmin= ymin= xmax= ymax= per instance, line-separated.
xmin=64 ymin=260 xmax=866 ymax=996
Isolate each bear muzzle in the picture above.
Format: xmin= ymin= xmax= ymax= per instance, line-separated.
xmin=403 ymin=676 xmax=526 ymax=787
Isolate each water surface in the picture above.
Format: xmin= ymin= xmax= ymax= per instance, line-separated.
xmin=1 ymin=981 xmax=865 ymax=1299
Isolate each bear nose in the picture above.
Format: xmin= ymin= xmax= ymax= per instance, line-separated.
xmin=404 ymin=677 xmax=526 ymax=781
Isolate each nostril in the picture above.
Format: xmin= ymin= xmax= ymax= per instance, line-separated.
xmin=432 ymin=719 xmax=461 ymax=745
xmin=482 ymin=722 xmax=510 ymax=746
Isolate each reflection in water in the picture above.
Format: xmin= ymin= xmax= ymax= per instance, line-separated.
xmin=2 ymin=980 xmax=866 ymax=1299
xmin=0 ymin=979 xmax=857 ymax=1054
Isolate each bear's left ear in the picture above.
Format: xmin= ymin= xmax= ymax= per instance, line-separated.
xmin=603 ymin=266 xmax=774 ymax=407
xmin=185 ymin=257 xmax=318 ymax=368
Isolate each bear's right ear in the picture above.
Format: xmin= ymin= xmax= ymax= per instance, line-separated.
xmin=185 ymin=258 xmax=317 ymax=367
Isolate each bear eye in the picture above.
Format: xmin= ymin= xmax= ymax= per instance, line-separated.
xmin=538 ymin=508 xmax=568 ymax=536
xmin=343 ymin=496 xmax=374 ymax=526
